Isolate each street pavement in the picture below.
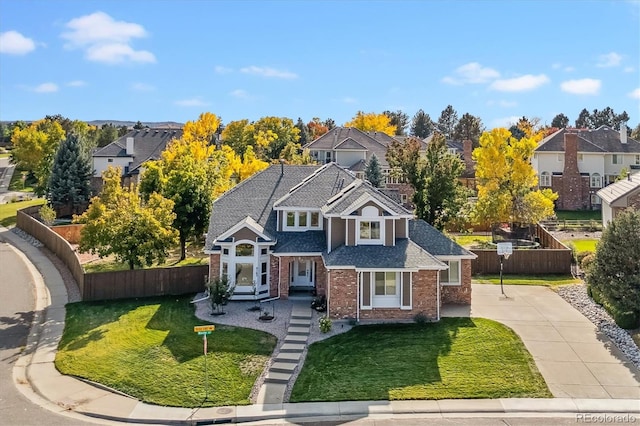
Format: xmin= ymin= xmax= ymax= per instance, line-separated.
xmin=0 ymin=225 xmax=638 ymax=425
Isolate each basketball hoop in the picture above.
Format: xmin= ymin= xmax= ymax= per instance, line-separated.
xmin=496 ymin=242 xmax=513 ymax=296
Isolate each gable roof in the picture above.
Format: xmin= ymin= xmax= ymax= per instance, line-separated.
xmin=303 ymin=127 xmax=392 ymax=169
xmin=323 ymin=239 xmax=446 ymax=270
xmin=596 ymin=172 xmax=640 ymax=205
xmin=535 ymin=126 xmax=640 ymax=154
xmin=273 ymin=163 xmax=357 ymax=209
xmin=334 ymin=137 xmax=367 ymax=150
xmin=409 ymin=219 xmax=476 ymax=258
xmin=92 ymin=128 xmax=183 ymax=174
xmin=205 ymin=164 xmax=319 ymax=248
xmin=321 ymin=180 xmax=412 ymax=216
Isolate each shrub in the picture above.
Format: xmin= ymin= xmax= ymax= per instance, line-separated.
xmin=207 ymin=276 xmax=235 ymax=315
xmin=580 ymin=253 xmax=595 ymax=272
xmin=588 ymin=285 xmax=640 ymax=329
xmin=319 ymin=317 xmax=332 ymax=333
xmin=413 ymin=312 xmax=428 ymax=324
xmin=39 ymin=204 xmax=56 ymax=226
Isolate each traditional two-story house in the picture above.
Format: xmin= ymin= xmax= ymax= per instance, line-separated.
xmin=532 ymin=125 xmax=640 ymax=210
xmin=205 ymin=162 xmax=475 ymax=321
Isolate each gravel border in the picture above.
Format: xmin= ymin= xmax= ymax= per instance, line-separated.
xmin=557 ymin=284 xmax=640 ymax=370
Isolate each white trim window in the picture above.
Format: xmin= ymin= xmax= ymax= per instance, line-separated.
xmin=372 ymin=272 xmax=400 ymax=308
xmin=539 ymin=171 xmax=551 ymax=187
xmin=591 ymin=194 xmax=601 ymax=205
xmin=635 ymin=154 xmax=640 ymax=165
xmin=590 ymin=173 xmax=602 ymax=188
xmin=440 ymin=260 xmax=460 ymax=286
xmin=612 ymin=154 xmax=621 ymax=165
xmin=284 ymin=210 xmax=322 ymax=231
xmin=357 ymin=205 xmax=384 ymax=245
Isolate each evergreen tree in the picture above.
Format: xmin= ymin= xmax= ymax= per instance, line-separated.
xmin=47 ymin=134 xmax=92 ymax=215
xmin=133 ymin=120 xmax=146 ymax=129
xmin=586 ymin=209 xmax=640 ymax=326
xmin=295 ymin=117 xmax=310 ymax=145
xmin=410 ymin=109 xmax=434 ymax=138
xmin=551 ymin=113 xmax=569 ymax=128
xmin=383 ymin=110 xmax=410 ymax=136
xmin=437 ymin=105 xmax=459 ymax=138
xmin=453 ymin=113 xmax=484 ymax=147
xmin=364 ymin=153 xmax=383 ymax=187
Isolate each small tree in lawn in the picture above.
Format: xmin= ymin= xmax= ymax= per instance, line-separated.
xmin=365 ymin=153 xmax=383 ymax=187
xmin=47 ymin=134 xmax=92 ymax=216
xmin=586 ymin=209 xmax=640 ymax=328
xmin=207 ymin=276 xmax=235 ymax=315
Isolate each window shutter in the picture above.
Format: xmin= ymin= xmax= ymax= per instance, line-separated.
xmin=401 ymin=272 xmax=411 ymax=309
xmin=361 ymin=272 xmax=371 ymax=309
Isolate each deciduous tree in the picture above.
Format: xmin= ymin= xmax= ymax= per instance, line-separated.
xmin=75 ymin=167 xmax=178 ymax=270
xmin=472 ymin=128 xmax=557 ymax=227
xmin=307 ymin=117 xmax=329 ymax=140
xmin=47 ymin=134 xmax=92 ymax=216
xmin=221 ymin=119 xmax=251 ymax=156
xmin=344 ymin=111 xmax=396 ymax=136
xmin=279 ymin=142 xmax=314 ymax=165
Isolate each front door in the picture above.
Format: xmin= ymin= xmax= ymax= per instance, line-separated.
xmin=292 ymin=259 xmax=313 ymax=287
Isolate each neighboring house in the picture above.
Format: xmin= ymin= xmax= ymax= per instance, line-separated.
xmin=424 ymin=135 xmax=476 ymax=188
xmin=303 ymin=127 xmax=419 ymax=206
xmin=91 ymin=128 xmax=183 ymax=189
xmin=532 ymin=125 xmax=640 ymax=210
xmin=204 ymin=162 xmax=476 ymax=321
xmin=597 ymin=172 xmax=640 ymax=227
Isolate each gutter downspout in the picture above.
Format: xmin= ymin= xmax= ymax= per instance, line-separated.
xmin=326 ymin=270 xmax=330 ymax=318
xmin=277 ymin=256 xmax=281 ymax=299
xmin=356 ymin=271 xmax=360 ymax=322
xmin=436 ymin=269 xmax=441 ymax=321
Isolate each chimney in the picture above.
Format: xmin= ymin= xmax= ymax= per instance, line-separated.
xmin=563 ymin=132 xmax=579 ymax=175
xmin=126 ymin=137 xmax=134 ymax=155
xmin=462 ymin=139 xmax=473 ymax=164
xmin=620 ymin=123 xmax=628 ymax=144
xmin=333 ymin=129 xmax=338 ymax=148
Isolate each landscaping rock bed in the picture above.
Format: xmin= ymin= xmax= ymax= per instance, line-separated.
xmin=557 ymin=284 xmax=640 ymax=370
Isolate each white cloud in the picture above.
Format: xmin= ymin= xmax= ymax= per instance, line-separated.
xmin=0 ymin=30 xmax=36 ymax=55
xmin=230 ymin=89 xmax=249 ymax=99
xmin=596 ymin=52 xmax=622 ymax=68
xmin=490 ymin=116 xmax=521 ymax=129
xmin=624 ymin=66 xmax=635 ymax=73
xmin=67 ymin=80 xmax=86 ymax=87
xmin=33 ymin=83 xmax=59 ymax=93
xmin=174 ymin=97 xmax=209 ymax=107
xmin=61 ymin=12 xmax=155 ymax=64
xmin=629 ymin=88 xmax=640 ymax=99
xmin=131 ymin=82 xmax=155 ymax=91
xmin=442 ymin=62 xmax=500 ymax=85
xmin=240 ymin=65 xmax=298 ymax=79
xmin=215 ymin=65 xmax=233 ymax=74
xmin=560 ymin=78 xmax=601 ymax=95
xmin=341 ymin=97 xmax=358 ymax=104
xmin=489 ymin=74 xmax=550 ymax=92
xmin=551 ymin=63 xmax=574 ymax=72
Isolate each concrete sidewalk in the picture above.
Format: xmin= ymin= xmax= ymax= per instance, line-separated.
xmin=3 ymin=226 xmax=639 ymax=425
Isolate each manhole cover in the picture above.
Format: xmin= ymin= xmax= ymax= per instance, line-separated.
xmin=217 ymin=407 xmax=233 ymax=414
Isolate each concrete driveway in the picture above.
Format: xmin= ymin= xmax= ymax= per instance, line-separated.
xmin=442 ymin=284 xmax=640 ymax=399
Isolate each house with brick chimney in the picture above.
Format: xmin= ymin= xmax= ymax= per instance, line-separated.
xmin=204 ymin=162 xmax=476 ymax=321
xmin=532 ymin=125 xmax=640 ymax=210
xmin=91 ymin=128 xmax=183 ymax=190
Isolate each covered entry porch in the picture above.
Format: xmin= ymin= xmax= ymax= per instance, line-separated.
xmin=270 ymin=254 xmax=327 ymax=299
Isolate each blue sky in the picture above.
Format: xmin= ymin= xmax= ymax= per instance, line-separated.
xmin=1 ymin=0 xmax=639 ymax=129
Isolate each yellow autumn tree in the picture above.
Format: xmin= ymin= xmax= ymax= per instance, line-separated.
xmin=473 ymin=128 xmax=557 ymax=227
xmin=344 ymin=111 xmax=396 ymax=136
xmin=221 ymin=145 xmax=269 ymax=183
xmin=182 ymin=112 xmax=221 ymax=144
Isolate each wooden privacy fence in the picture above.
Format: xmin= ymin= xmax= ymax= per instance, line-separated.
xmin=17 ymin=207 xmax=209 ymax=301
xmin=470 ymin=249 xmax=572 ymax=275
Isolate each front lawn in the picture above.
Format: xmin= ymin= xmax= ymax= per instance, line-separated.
xmin=473 ymin=274 xmax=581 ymax=286
xmin=555 ymin=210 xmax=602 ymax=221
xmin=563 ymin=239 xmax=599 ymax=253
xmin=55 ymin=296 xmax=277 ymax=407
xmin=0 ymin=198 xmax=45 ymax=227
xmin=290 ymin=318 xmax=550 ymax=402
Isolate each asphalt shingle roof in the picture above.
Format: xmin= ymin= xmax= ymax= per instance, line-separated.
xmin=321 ymin=180 xmax=411 ymax=216
xmin=409 ymin=219 xmax=475 ymax=257
xmin=92 ymin=128 xmax=183 ymax=174
xmin=323 ymin=239 xmax=446 ymax=269
xmin=535 ymin=127 xmax=640 ymax=154
xmin=205 ymin=164 xmax=319 ymax=248
xmin=273 ymin=163 xmax=357 ymax=209
xmin=272 ymin=231 xmax=326 ymax=253
xmin=303 ymin=127 xmax=392 ymax=169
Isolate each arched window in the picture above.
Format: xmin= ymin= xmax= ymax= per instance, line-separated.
xmin=235 ymin=243 xmax=254 ymax=257
xmin=590 ymin=173 xmax=601 ymax=188
xmin=539 ymin=171 xmax=551 ymax=187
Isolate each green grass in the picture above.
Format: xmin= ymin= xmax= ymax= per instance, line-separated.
xmin=0 ymin=198 xmax=45 ymax=227
xmin=55 ymin=296 xmax=277 ymax=407
xmin=562 ymin=239 xmax=599 ymax=253
xmin=83 ymin=256 xmax=207 ymax=272
xmin=452 ymin=234 xmax=492 ymax=248
xmin=0 ymin=152 xmax=10 ymax=158
xmin=291 ymin=318 xmax=550 ymax=402
xmin=8 ymin=167 xmax=36 ymax=192
xmin=473 ymin=274 xmax=581 ymax=286
xmin=555 ymin=210 xmax=602 ymax=221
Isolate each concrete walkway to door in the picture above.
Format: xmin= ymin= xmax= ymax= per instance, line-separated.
xmin=442 ymin=284 xmax=640 ymax=400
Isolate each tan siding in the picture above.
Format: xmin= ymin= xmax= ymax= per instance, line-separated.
xmin=385 ymin=219 xmax=394 ymax=246
xmin=354 ymin=200 xmax=383 ymax=216
xmin=347 ymin=218 xmax=355 ymax=246
xmin=331 ymin=217 xmax=345 ymax=250
xmin=395 ymin=218 xmax=407 ymax=238
xmin=233 ymin=227 xmax=260 ymax=242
